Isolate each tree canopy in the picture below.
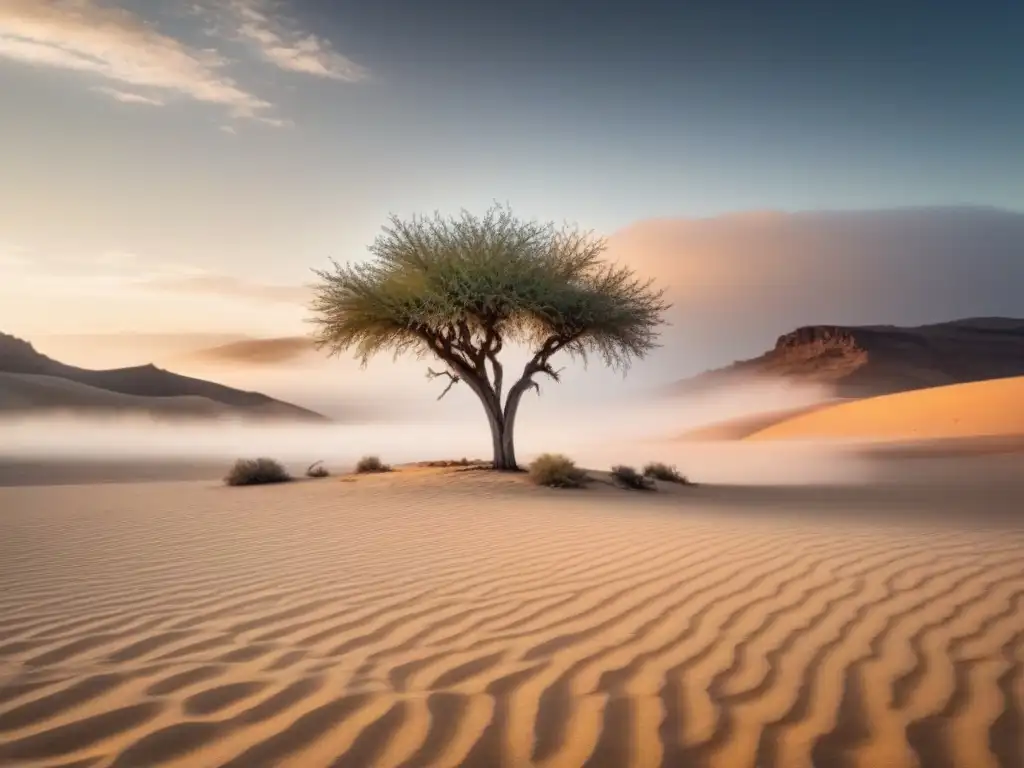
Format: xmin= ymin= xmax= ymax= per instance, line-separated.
xmin=310 ymin=205 xmax=671 ymax=468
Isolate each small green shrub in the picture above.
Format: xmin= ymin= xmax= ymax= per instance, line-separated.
xmin=642 ymin=462 xmax=690 ymax=485
xmin=355 ymin=455 xmax=391 ymax=474
xmin=528 ymin=453 xmax=589 ymax=488
xmin=225 ymin=457 xmax=292 ymax=486
xmin=611 ymin=464 xmax=655 ymax=490
xmin=306 ymin=461 xmax=330 ymax=478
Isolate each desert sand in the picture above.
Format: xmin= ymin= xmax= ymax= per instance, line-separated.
xmin=745 ymin=376 xmax=1024 ymax=443
xmin=1 ymin=465 xmax=1023 ymax=768
xmin=676 ymin=402 xmax=839 ymax=441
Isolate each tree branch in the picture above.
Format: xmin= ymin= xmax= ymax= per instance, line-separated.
xmin=482 ymin=321 xmax=504 ymax=399
xmin=426 ymin=367 xmax=460 ymax=400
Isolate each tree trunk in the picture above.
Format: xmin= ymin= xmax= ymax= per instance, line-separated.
xmin=500 ymin=385 xmax=527 ymax=470
xmin=476 ymin=385 xmax=523 ymax=471
xmin=483 ymin=402 xmax=517 ymax=470
xmin=459 ymin=371 xmax=519 ymax=470
xmin=447 ymin=365 xmax=530 ymax=471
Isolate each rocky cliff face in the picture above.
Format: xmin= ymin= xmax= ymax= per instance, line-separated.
xmin=673 ymin=317 xmax=1024 ymax=398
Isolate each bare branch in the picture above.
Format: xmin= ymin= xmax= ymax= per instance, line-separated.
xmin=540 ymin=365 xmax=564 ymax=382
xmin=426 ymin=367 xmax=460 ymax=400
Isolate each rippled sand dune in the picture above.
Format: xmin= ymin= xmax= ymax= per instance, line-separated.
xmin=747 ymin=376 xmax=1024 ymax=443
xmin=1 ymin=468 xmax=1023 ymax=767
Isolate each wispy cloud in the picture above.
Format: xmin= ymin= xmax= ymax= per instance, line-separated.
xmin=1 ymin=245 xmax=310 ymax=306
xmin=187 ymin=335 xmax=314 ymax=365
xmin=0 ymin=0 xmax=272 ymax=118
xmin=144 ymin=273 xmax=311 ymax=305
xmin=91 ymin=85 xmax=165 ymax=106
xmin=0 ymin=0 xmax=365 ymax=126
xmin=212 ymin=0 xmax=367 ymax=82
xmin=0 ymin=242 xmax=29 ymax=267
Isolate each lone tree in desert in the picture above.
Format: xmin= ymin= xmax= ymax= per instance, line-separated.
xmin=310 ymin=206 xmax=670 ymax=470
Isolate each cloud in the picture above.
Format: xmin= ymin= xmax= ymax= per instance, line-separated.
xmin=187 ymin=335 xmax=315 ymax=365
xmin=142 ymin=273 xmax=312 ymax=305
xmin=0 ymin=242 xmax=29 ymax=267
xmin=604 ymin=206 xmax=1024 ymax=367
xmin=0 ymin=247 xmax=309 ymax=305
xmin=91 ymin=85 xmax=164 ymax=106
xmin=0 ymin=0 xmax=289 ymax=122
xmin=215 ymin=0 xmax=367 ymax=81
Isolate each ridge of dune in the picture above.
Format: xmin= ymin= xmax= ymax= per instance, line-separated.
xmin=0 ymin=372 xmax=233 ymax=418
xmin=673 ymin=401 xmax=841 ymax=441
xmin=1 ymin=468 xmax=1023 ymax=767
xmin=746 ymin=375 xmax=1024 ymax=442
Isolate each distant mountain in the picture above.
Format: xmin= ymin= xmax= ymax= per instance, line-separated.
xmin=183 ymin=336 xmax=315 ymax=365
xmin=0 ymin=332 xmax=327 ymax=421
xmin=670 ymin=317 xmax=1024 ymax=398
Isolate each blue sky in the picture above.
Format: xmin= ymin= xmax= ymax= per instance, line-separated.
xmin=1 ymin=0 xmax=1022 ymax=349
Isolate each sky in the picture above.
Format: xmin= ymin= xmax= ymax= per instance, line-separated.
xmin=2 ymin=0 xmax=1024 ymax=391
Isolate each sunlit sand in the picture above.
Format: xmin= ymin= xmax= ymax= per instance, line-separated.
xmin=1 ymin=463 xmax=1022 ymax=768
xmin=746 ymin=376 xmax=1024 ymax=443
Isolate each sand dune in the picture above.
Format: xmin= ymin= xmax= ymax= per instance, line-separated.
xmin=0 ymin=372 xmax=231 ymax=418
xmin=675 ymin=402 xmax=839 ymax=441
xmin=747 ymin=375 xmax=1024 ymax=442
xmin=1 ymin=467 xmax=1022 ymax=767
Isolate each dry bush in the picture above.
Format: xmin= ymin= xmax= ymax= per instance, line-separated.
xmin=355 ymin=455 xmax=392 ymax=474
xmin=642 ymin=462 xmax=691 ymax=485
xmin=528 ymin=453 xmax=590 ymax=488
xmin=306 ymin=461 xmax=330 ymax=478
xmin=611 ymin=464 xmax=655 ymax=490
xmin=224 ymin=458 xmax=292 ymax=486
xmin=415 ymin=457 xmax=483 ymax=468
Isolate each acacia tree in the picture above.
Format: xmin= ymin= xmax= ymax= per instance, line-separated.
xmin=310 ymin=206 xmax=671 ymax=470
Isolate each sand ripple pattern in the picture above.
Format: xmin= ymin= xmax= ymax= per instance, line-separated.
xmin=1 ymin=477 xmax=1023 ymax=767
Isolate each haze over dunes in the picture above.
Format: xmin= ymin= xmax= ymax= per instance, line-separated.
xmin=1 ymin=0 xmax=1022 ymax=764
xmin=1 ymin=469 xmax=1022 ymax=767
xmin=0 ymin=333 xmax=324 ymax=422
xmin=746 ymin=376 xmax=1024 ymax=444
xmin=182 ymin=337 xmax=316 ymax=366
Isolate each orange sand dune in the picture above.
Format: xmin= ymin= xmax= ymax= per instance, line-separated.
xmin=675 ymin=402 xmax=840 ymax=441
xmin=1 ymin=466 xmax=1023 ymax=767
xmin=747 ymin=376 xmax=1024 ymax=442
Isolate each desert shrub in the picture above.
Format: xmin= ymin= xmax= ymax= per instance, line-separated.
xmin=416 ymin=457 xmax=481 ymax=468
xmin=642 ymin=462 xmax=690 ymax=484
xmin=306 ymin=461 xmax=330 ymax=478
xmin=528 ymin=453 xmax=589 ymax=488
xmin=611 ymin=464 xmax=655 ymax=490
xmin=224 ymin=458 xmax=291 ymax=486
xmin=355 ymin=455 xmax=391 ymax=474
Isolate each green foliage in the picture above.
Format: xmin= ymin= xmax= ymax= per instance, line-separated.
xmin=611 ymin=464 xmax=655 ymax=490
xmin=355 ymin=455 xmax=391 ymax=474
xmin=310 ymin=205 xmax=671 ymax=373
xmin=224 ymin=458 xmax=292 ymax=486
xmin=642 ymin=462 xmax=690 ymax=484
xmin=528 ymin=453 xmax=590 ymax=488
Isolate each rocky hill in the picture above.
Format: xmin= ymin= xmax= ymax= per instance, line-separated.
xmin=671 ymin=317 xmax=1024 ymax=398
xmin=0 ymin=332 xmax=326 ymax=421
